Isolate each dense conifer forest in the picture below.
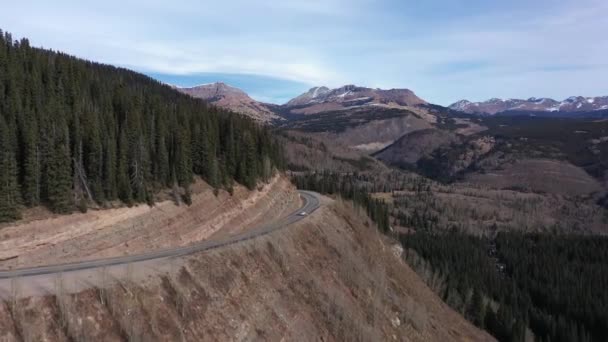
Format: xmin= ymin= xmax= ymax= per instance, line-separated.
xmin=401 ymin=231 xmax=608 ymax=342
xmin=0 ymin=30 xmax=283 ymax=222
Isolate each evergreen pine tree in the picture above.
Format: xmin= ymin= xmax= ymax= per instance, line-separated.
xmin=84 ymin=110 xmax=104 ymax=201
xmin=241 ymin=130 xmax=257 ymax=189
xmin=19 ymin=111 xmax=40 ymax=205
xmin=469 ymin=289 xmax=487 ymax=328
xmin=0 ymin=115 xmax=21 ymax=221
xmin=46 ymin=122 xmax=72 ymax=213
xmin=117 ymin=127 xmax=132 ymax=205
xmin=102 ymin=132 xmax=118 ymax=200
xmin=175 ymin=127 xmax=192 ymax=186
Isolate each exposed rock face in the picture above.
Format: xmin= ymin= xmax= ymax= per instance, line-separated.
xmin=176 ymin=82 xmax=281 ymax=123
xmin=284 ymin=85 xmax=428 ymax=115
xmin=449 ymin=96 xmax=608 ymax=115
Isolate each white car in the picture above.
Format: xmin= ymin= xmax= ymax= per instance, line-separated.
xmin=298 ymin=211 xmax=307 ymax=216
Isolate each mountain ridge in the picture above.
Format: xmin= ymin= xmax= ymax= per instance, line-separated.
xmin=449 ymin=96 xmax=608 ymax=115
xmin=175 ymin=81 xmax=608 ymax=122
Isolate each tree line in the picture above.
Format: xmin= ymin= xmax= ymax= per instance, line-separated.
xmin=0 ymin=30 xmax=284 ymax=222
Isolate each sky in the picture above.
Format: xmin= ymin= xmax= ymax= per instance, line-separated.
xmin=1 ymin=0 xmax=607 ymax=105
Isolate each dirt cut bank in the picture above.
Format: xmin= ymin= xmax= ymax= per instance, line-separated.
xmin=0 ymin=175 xmax=300 ymax=270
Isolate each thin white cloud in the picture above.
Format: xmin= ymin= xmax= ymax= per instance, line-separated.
xmin=99 ymin=38 xmax=340 ymax=86
xmin=1 ymin=0 xmax=606 ymax=104
xmin=334 ymin=0 xmax=608 ymax=103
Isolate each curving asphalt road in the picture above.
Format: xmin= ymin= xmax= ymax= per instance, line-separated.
xmin=0 ymin=190 xmax=321 ymax=279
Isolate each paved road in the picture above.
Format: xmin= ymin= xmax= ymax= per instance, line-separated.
xmin=0 ymin=190 xmax=321 ymax=279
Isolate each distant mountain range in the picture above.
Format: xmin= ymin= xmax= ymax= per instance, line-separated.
xmin=175 ymin=83 xmax=429 ymax=122
xmin=449 ymin=96 xmax=608 ymax=116
xmin=175 ymin=82 xmax=608 ymax=122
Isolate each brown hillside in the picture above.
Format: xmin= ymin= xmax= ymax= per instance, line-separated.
xmin=0 ymin=200 xmax=493 ymax=341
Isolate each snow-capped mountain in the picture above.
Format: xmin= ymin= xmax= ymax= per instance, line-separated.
xmin=176 ymin=82 xmax=281 ymax=123
xmin=449 ymin=96 xmax=608 ymax=115
xmin=286 ymin=86 xmax=331 ymax=107
xmin=284 ymin=85 xmax=427 ymax=115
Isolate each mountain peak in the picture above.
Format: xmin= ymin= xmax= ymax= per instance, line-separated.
xmin=450 ymin=99 xmax=472 ymax=111
xmin=285 ymin=84 xmax=426 ymax=112
xmin=176 ymin=82 xmax=281 ymax=123
xmin=180 ymin=82 xmax=248 ymax=98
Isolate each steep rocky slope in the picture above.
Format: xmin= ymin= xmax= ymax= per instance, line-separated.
xmin=0 ymin=200 xmax=493 ymax=341
xmin=176 ymin=82 xmax=281 ymax=123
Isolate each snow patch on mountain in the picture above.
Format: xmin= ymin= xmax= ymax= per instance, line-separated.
xmin=449 ymin=95 xmax=608 ymax=115
xmin=285 ymin=84 xmax=427 ymax=110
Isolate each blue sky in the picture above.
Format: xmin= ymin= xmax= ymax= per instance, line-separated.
xmin=2 ymin=0 xmax=607 ymax=105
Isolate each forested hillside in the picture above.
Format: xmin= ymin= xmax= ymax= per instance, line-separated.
xmin=0 ymin=30 xmax=283 ymax=222
xmin=402 ymin=232 xmax=608 ymax=342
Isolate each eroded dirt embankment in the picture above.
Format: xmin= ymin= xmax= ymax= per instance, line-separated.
xmin=0 ymin=199 xmax=493 ymax=342
xmin=0 ymin=175 xmax=300 ymax=270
